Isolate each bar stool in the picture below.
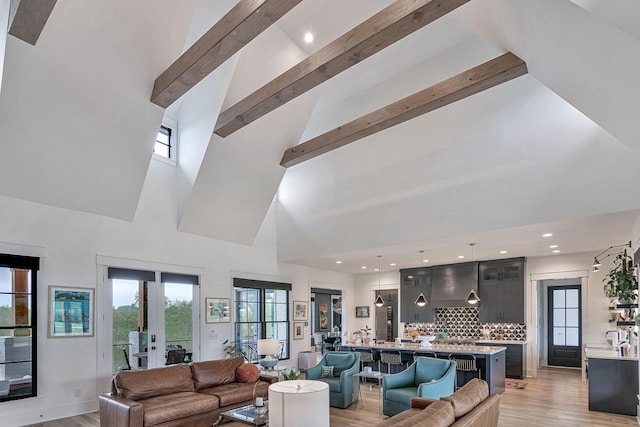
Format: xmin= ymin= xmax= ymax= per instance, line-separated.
xmin=356 ymin=348 xmax=375 ymax=371
xmin=413 ymin=351 xmax=438 ymax=362
xmin=380 ymin=350 xmax=404 ymax=374
xmin=448 ymin=353 xmax=480 ymax=389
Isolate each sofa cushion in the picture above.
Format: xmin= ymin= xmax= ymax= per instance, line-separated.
xmin=115 ymin=364 xmax=194 ymax=401
xmin=236 ymin=363 xmax=260 ymax=383
xmin=191 ymin=356 xmax=244 ymax=391
xmin=375 ymin=408 xmax=422 ymax=427
xmin=199 ymin=380 xmax=270 ymax=407
xmin=139 ymin=391 xmax=219 ymax=426
xmin=386 ymin=386 xmax=418 ymax=405
xmin=325 ymin=353 xmax=356 ymax=375
xmin=393 ymin=400 xmax=455 ymax=427
xmin=441 ymin=378 xmax=489 ymax=418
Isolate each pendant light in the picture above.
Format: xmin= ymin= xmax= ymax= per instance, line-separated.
xmin=415 ymin=250 xmax=428 ymax=307
xmin=374 ymin=256 xmax=385 ymax=307
xmin=466 ymin=243 xmax=481 ymax=305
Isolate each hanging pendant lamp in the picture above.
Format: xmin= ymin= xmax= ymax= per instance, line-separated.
xmin=466 ymin=243 xmax=481 ymax=305
xmin=415 ymin=250 xmax=428 ymax=307
xmin=375 ymin=255 xmax=385 ymax=307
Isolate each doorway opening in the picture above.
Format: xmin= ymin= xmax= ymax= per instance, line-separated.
xmin=311 ymin=288 xmax=342 ymax=352
xmin=374 ymin=289 xmax=398 ymax=342
xmin=547 ymin=284 xmax=582 ymax=367
xmin=538 ymin=278 xmax=582 ymax=369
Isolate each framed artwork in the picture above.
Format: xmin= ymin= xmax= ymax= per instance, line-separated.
xmin=48 ymin=286 xmax=94 ymax=338
xmin=206 ymin=298 xmax=230 ymax=323
xmin=293 ymin=300 xmax=308 ymax=321
xmin=293 ymin=322 xmax=304 ymax=340
xmin=356 ymin=306 xmax=369 ymax=318
xmin=319 ymin=303 xmax=328 ymax=330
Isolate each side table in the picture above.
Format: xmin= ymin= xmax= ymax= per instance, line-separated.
xmin=353 ymin=371 xmax=388 ymax=416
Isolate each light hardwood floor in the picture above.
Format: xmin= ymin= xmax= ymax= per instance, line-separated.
xmin=26 ymin=368 xmax=637 ymax=426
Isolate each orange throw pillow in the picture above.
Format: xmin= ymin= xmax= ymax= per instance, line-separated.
xmin=236 ymin=363 xmax=260 ymax=383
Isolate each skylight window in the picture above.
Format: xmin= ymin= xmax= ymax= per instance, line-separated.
xmin=154 ymin=125 xmax=173 ymax=159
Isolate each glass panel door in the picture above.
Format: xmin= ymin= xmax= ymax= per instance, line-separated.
xmin=163 ymin=282 xmax=194 ymax=364
xmin=548 ymin=285 xmax=581 ymax=367
xmin=110 ymin=277 xmax=197 ymax=373
xmin=112 ymin=279 xmax=148 ymax=372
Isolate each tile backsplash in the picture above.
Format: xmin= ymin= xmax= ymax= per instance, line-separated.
xmin=404 ymin=307 xmax=526 ymax=341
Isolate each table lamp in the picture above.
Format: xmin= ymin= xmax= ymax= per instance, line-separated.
xmin=257 ymin=338 xmax=279 ymax=369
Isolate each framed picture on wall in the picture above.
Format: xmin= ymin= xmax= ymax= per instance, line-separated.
xmin=319 ymin=303 xmax=329 ymax=330
xmin=48 ymin=286 xmax=94 ymax=338
xmin=293 ymin=322 xmax=304 ymax=340
xmin=355 ymin=306 xmax=369 ymax=318
xmin=205 ymin=298 xmax=230 ymax=323
xmin=293 ymin=300 xmax=308 ymax=321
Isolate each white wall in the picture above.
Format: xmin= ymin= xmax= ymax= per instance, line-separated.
xmin=0 ymin=159 xmax=354 ymax=426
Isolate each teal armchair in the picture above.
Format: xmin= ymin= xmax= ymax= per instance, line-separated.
xmin=382 ymin=356 xmax=456 ymax=417
xmin=305 ymin=351 xmax=361 ymax=408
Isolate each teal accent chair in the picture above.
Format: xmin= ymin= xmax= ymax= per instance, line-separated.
xmin=382 ymin=356 xmax=456 ymax=417
xmin=305 ymin=351 xmax=361 ymax=408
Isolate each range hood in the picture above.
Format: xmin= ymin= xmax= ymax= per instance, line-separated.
xmin=430 ymin=262 xmax=479 ymax=308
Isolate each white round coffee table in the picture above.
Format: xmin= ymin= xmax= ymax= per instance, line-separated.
xmin=268 ymin=380 xmax=329 ymax=427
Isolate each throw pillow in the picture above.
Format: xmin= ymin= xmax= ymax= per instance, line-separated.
xmin=236 ymin=363 xmax=260 ymax=383
xmin=321 ymin=365 xmax=334 ymax=378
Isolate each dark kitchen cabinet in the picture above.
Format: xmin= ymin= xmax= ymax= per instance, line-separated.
xmin=478 ymin=258 xmax=525 ymax=323
xmin=477 ymin=342 xmax=526 ymax=379
xmin=431 ymin=262 xmax=478 ymax=307
xmin=400 ymin=267 xmax=433 ymax=322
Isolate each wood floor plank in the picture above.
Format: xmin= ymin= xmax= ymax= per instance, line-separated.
xmin=29 ymin=368 xmax=637 ymax=426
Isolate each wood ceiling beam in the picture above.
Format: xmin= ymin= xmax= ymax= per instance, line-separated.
xmin=151 ymin=0 xmax=302 ymax=108
xmin=280 ymin=52 xmax=528 ymax=168
xmin=214 ymin=0 xmax=471 ymax=137
xmin=8 ymin=0 xmax=57 ymax=45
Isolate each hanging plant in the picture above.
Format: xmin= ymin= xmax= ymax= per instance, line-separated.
xmin=603 ymin=250 xmax=638 ymax=304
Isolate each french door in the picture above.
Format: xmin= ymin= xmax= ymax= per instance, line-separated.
xmin=110 ymin=278 xmax=196 ymax=370
xmin=98 ymin=264 xmax=200 ymax=393
xmin=548 ymin=285 xmax=581 ymax=367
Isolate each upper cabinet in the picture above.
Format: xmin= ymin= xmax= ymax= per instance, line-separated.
xmin=431 ymin=262 xmax=478 ymax=308
xmin=478 ymin=258 xmax=526 ymax=323
xmin=400 ymin=267 xmax=433 ymax=323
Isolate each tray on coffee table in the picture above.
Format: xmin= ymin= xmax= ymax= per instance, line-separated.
xmin=214 ymin=403 xmax=268 ymax=426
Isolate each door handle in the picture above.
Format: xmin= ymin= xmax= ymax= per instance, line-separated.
xmin=151 ymin=346 xmax=156 ymax=350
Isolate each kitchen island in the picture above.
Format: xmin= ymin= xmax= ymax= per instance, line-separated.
xmin=339 ymin=342 xmax=506 ymax=395
xmin=586 ymin=347 xmax=638 ymax=416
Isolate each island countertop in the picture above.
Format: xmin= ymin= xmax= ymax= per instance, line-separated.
xmin=343 ymin=342 xmax=507 ymax=356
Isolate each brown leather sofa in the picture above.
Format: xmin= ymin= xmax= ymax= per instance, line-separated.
xmin=99 ymin=356 xmax=277 ymax=427
xmin=376 ymin=379 xmax=500 ymax=427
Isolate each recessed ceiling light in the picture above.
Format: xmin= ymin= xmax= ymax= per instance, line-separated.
xmin=304 ymin=32 xmax=314 ymax=43
xmin=549 ymin=245 xmax=558 ymax=249
xmin=552 ymin=250 xmax=561 ymax=253
xmin=374 ymin=268 xmax=379 ymax=272
xmin=500 ymin=250 xmax=508 ymax=254
xmin=542 ymin=233 xmax=553 ymax=237
xmin=458 ymin=255 xmax=465 ymax=259
xmin=361 ymin=266 xmax=367 ymax=269
xmin=335 ymin=261 xmax=342 ymax=264
xmin=389 ymin=263 xmax=396 ymax=266
xmin=424 ymin=259 xmax=429 ymax=263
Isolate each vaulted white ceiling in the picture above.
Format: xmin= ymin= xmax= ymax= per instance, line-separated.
xmin=1 ymin=0 xmax=639 ymax=274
